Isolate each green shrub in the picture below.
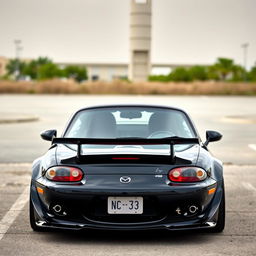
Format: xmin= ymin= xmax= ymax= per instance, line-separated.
xmin=248 ymin=66 xmax=256 ymax=81
xmin=63 ymin=65 xmax=88 ymax=82
xmin=148 ymin=75 xmax=170 ymax=82
xmin=169 ymin=67 xmax=192 ymax=82
xmin=37 ymin=63 xmax=62 ymax=80
xmin=189 ymin=66 xmax=208 ymax=81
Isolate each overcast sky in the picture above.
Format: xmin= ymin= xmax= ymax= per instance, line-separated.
xmin=0 ymin=0 xmax=255 ymax=68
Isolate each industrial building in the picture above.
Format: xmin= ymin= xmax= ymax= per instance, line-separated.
xmin=0 ymin=56 xmax=197 ymax=81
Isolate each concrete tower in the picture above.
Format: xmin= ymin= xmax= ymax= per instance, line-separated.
xmin=129 ymin=0 xmax=152 ymax=81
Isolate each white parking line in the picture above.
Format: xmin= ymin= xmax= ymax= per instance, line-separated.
xmin=248 ymin=144 xmax=256 ymax=151
xmin=242 ymin=182 xmax=256 ymax=193
xmin=0 ymin=186 xmax=29 ymax=241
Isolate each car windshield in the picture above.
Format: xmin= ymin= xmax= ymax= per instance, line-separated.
xmin=64 ymin=107 xmax=196 ymax=154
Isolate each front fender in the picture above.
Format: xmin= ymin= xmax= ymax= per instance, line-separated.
xmin=32 ymin=157 xmax=42 ymax=180
xmin=212 ymin=158 xmax=223 ymax=182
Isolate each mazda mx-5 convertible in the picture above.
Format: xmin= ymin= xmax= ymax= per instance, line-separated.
xmin=30 ymin=105 xmax=225 ymax=232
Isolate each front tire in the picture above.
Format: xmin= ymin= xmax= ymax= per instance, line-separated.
xmin=210 ymin=183 xmax=225 ymax=233
xmin=29 ymin=197 xmax=46 ymax=232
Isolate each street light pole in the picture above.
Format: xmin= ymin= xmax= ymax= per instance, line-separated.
xmin=241 ymin=43 xmax=249 ymax=81
xmin=14 ymin=39 xmax=22 ymax=80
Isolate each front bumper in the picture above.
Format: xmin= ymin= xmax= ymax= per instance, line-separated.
xmin=34 ymin=218 xmax=217 ymax=231
xmin=30 ymin=179 xmax=223 ymax=231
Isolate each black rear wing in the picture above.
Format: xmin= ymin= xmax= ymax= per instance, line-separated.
xmin=52 ymin=137 xmax=200 ymax=162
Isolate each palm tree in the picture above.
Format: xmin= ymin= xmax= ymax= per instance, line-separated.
xmin=214 ymin=58 xmax=234 ymax=80
xmin=6 ymin=59 xmax=26 ymax=79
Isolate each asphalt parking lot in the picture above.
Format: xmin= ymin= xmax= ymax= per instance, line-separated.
xmin=0 ymin=95 xmax=256 ymax=255
xmin=0 ymin=95 xmax=256 ymax=164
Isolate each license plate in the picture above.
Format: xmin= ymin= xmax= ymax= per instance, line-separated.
xmin=108 ymin=197 xmax=143 ymax=214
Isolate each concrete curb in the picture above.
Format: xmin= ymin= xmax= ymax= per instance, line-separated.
xmin=221 ymin=115 xmax=256 ymax=124
xmin=0 ymin=114 xmax=39 ymax=124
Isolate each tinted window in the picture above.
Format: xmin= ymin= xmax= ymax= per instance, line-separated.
xmin=65 ymin=107 xmax=195 ymax=139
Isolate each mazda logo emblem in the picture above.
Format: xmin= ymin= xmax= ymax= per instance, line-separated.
xmin=120 ymin=176 xmax=131 ymax=184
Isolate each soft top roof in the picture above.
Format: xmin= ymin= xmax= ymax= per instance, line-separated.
xmin=74 ymin=104 xmax=187 ymax=113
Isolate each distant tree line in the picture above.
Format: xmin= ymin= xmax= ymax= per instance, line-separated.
xmin=5 ymin=57 xmax=88 ymax=82
xmin=149 ymin=58 xmax=256 ymax=82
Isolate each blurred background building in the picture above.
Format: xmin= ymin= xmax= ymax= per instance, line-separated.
xmin=0 ymin=56 xmax=197 ymax=81
xmin=0 ymin=56 xmax=8 ymax=77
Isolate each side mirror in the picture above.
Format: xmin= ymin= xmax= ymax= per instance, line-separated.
xmin=40 ymin=129 xmax=57 ymax=141
xmin=204 ymin=130 xmax=222 ymax=147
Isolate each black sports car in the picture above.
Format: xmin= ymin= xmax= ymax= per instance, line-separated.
xmin=30 ymin=105 xmax=225 ymax=232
